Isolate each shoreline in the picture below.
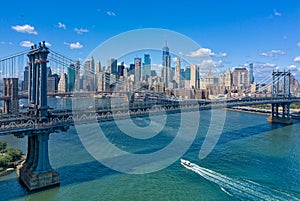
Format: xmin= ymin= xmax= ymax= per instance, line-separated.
xmin=227 ymin=107 xmax=300 ymax=119
xmin=0 ymin=154 xmax=26 ymax=177
xmin=226 ymin=107 xmax=271 ymax=116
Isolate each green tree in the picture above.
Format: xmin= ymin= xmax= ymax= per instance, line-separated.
xmin=0 ymin=155 xmax=13 ymax=167
xmin=6 ymin=147 xmax=22 ymax=161
xmin=0 ymin=142 xmax=7 ymax=153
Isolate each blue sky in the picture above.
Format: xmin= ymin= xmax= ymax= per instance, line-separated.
xmin=1 ymin=0 xmax=300 ymax=80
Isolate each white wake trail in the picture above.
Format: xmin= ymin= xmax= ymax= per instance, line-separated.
xmin=181 ymin=159 xmax=299 ymax=201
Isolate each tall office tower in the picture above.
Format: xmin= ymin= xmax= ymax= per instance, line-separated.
xmin=58 ymin=73 xmax=68 ymax=92
xmin=225 ymin=68 xmax=232 ymax=87
xmin=220 ymin=73 xmax=225 ymax=86
xmin=95 ymin=60 xmax=102 ymax=74
xmin=117 ymin=61 xmax=125 ymax=78
xmin=108 ymin=58 xmax=117 ymax=75
xmin=190 ymin=64 xmax=199 ymax=89
xmin=22 ymin=66 xmax=29 ymax=91
xmin=83 ymin=57 xmax=96 ymax=91
xmin=162 ymin=42 xmax=171 ymax=88
xmin=174 ymin=58 xmax=181 ymax=88
xmin=249 ymin=63 xmax=254 ymax=84
xmin=184 ymin=66 xmax=191 ymax=89
xmin=129 ymin=64 xmax=135 ymax=75
xmin=68 ymin=64 xmax=76 ymax=92
xmin=74 ymin=61 xmax=81 ymax=91
xmin=97 ymin=73 xmax=103 ymax=92
xmin=143 ymin=54 xmax=151 ymax=81
xmin=104 ymin=72 xmax=110 ymax=91
xmin=84 ymin=57 xmax=95 ymax=73
xmin=232 ymin=67 xmax=249 ymax=88
xmin=134 ymin=57 xmax=142 ymax=84
xmin=47 ymin=67 xmax=52 ymax=77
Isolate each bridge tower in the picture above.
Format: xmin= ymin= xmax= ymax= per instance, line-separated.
xmin=268 ymin=71 xmax=292 ymax=124
xmin=3 ymin=78 xmax=19 ymax=114
xmin=18 ymin=42 xmax=60 ymax=191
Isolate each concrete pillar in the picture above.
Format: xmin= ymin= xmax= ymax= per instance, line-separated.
xmin=17 ymin=132 xmax=60 ymax=191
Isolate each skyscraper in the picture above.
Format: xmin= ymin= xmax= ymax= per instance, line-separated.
xmin=134 ymin=57 xmax=142 ymax=84
xmin=225 ymin=68 xmax=232 ymax=87
xmin=74 ymin=61 xmax=81 ymax=91
xmin=68 ymin=64 xmax=75 ymax=92
xmin=143 ymin=54 xmax=151 ymax=81
xmin=22 ymin=66 xmax=29 ymax=91
xmin=174 ymin=58 xmax=181 ymax=88
xmin=108 ymin=58 xmax=117 ymax=75
xmin=162 ymin=42 xmax=171 ymax=88
xmin=232 ymin=67 xmax=249 ymax=88
xmin=58 ymin=73 xmax=68 ymax=92
xmin=190 ymin=64 xmax=199 ymax=89
xmin=117 ymin=61 xmax=125 ymax=78
xmin=249 ymin=63 xmax=254 ymax=84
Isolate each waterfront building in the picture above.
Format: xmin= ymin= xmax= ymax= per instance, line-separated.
xmin=142 ymin=54 xmax=151 ymax=81
xmin=174 ymin=58 xmax=181 ymax=88
xmin=220 ymin=73 xmax=225 ymax=87
xmin=225 ymin=68 xmax=232 ymax=88
xmin=134 ymin=57 xmax=142 ymax=84
xmin=190 ymin=64 xmax=199 ymax=89
xmin=117 ymin=61 xmax=125 ymax=78
xmin=22 ymin=66 xmax=29 ymax=91
xmin=249 ymin=63 xmax=254 ymax=84
xmin=162 ymin=42 xmax=171 ymax=88
xmin=108 ymin=58 xmax=117 ymax=75
xmin=200 ymin=69 xmax=219 ymax=89
xmin=68 ymin=64 xmax=75 ymax=92
xmin=58 ymin=73 xmax=67 ymax=93
xmin=232 ymin=67 xmax=249 ymax=89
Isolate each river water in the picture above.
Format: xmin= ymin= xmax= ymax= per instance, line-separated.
xmin=0 ymin=98 xmax=299 ymax=200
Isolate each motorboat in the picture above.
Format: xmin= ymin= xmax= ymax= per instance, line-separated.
xmin=180 ymin=159 xmax=193 ymax=168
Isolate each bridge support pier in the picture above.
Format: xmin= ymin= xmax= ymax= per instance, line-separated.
xmin=268 ymin=103 xmax=293 ymax=124
xmin=17 ymin=132 xmax=59 ymax=191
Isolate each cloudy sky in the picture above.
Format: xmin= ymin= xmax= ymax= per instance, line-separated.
xmin=1 ymin=0 xmax=300 ymax=80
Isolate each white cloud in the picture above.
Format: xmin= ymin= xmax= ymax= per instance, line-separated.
xmin=287 ymin=65 xmax=297 ymax=70
xmin=297 ymin=42 xmax=300 ymax=47
xmin=274 ymin=9 xmax=282 ymax=17
xmin=20 ymin=41 xmax=51 ymax=48
xmin=74 ymin=28 xmax=89 ymax=35
xmin=259 ymin=50 xmax=286 ymax=57
xmin=106 ymin=11 xmax=116 ymax=16
xmin=58 ymin=22 xmax=66 ymax=29
xmin=20 ymin=41 xmax=34 ymax=47
xmin=294 ymin=56 xmax=300 ymax=62
xmin=11 ymin=24 xmax=38 ymax=35
xmin=187 ymin=48 xmax=227 ymax=58
xmin=0 ymin=41 xmax=13 ymax=45
xmin=45 ymin=42 xmax=52 ymax=47
xmin=262 ymin=62 xmax=276 ymax=68
xmin=64 ymin=42 xmax=83 ymax=49
xmin=198 ymin=59 xmax=224 ymax=68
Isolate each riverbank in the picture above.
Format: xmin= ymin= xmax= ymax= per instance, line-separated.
xmin=226 ymin=107 xmax=271 ymax=116
xmin=0 ymin=154 xmax=25 ymax=177
xmin=227 ymin=106 xmax=300 ymax=118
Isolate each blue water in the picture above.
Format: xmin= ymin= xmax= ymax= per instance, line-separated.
xmin=0 ymin=109 xmax=300 ymax=200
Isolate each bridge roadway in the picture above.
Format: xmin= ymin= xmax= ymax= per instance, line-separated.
xmin=1 ymin=96 xmax=300 ymax=136
xmin=0 ymin=90 xmax=165 ymax=100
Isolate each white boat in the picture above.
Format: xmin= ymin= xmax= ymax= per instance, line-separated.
xmin=180 ymin=159 xmax=193 ymax=168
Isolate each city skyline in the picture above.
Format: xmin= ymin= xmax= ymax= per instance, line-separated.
xmin=1 ymin=0 xmax=300 ymax=81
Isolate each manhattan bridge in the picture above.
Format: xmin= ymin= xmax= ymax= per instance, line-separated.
xmin=0 ymin=41 xmax=299 ymax=191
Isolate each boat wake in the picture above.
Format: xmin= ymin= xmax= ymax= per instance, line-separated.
xmin=180 ymin=159 xmax=299 ymax=201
